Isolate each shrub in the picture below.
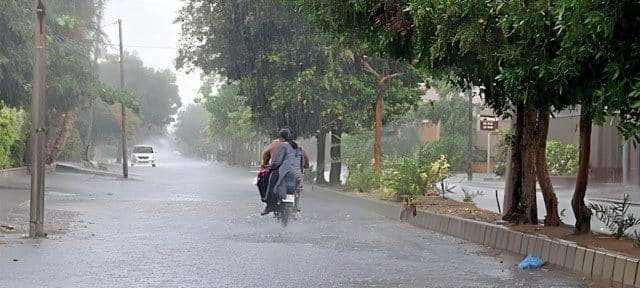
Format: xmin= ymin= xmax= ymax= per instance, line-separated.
xmin=414 ymin=135 xmax=465 ymax=172
xmin=493 ymin=129 xmax=512 ymax=176
xmin=589 ymin=194 xmax=640 ymax=239
xmin=382 ymin=152 xmax=450 ymax=199
xmin=0 ymin=106 xmax=24 ymax=169
xmin=59 ymin=128 xmax=84 ymax=161
xmin=546 ymin=140 xmax=579 ymax=176
xmin=462 ymin=188 xmax=484 ymax=203
xmin=346 ymin=164 xmax=376 ymax=192
xmin=384 ymin=154 xmax=424 ymax=198
xmin=342 ymin=131 xmax=373 ymax=171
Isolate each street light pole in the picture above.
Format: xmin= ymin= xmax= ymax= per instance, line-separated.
xmin=467 ymin=84 xmax=474 ymax=181
xmin=118 ymin=19 xmax=129 ymax=179
xmin=29 ymin=0 xmax=47 ymax=238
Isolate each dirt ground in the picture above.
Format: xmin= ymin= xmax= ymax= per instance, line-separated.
xmin=511 ymin=224 xmax=640 ymax=258
xmin=341 ymin=188 xmax=640 ymax=258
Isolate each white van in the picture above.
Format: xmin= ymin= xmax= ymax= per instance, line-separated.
xmin=131 ymin=145 xmax=157 ymax=167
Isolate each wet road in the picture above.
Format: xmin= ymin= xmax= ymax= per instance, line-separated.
xmin=0 ymin=157 xmax=594 ymax=287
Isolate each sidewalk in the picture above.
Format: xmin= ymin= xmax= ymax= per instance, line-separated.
xmin=0 ymin=175 xmax=30 ymax=231
xmin=442 ymin=173 xmax=640 ymax=234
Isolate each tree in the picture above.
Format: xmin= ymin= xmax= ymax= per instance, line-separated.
xmin=203 ymin=81 xmax=259 ymax=165
xmin=174 ymin=103 xmax=210 ymax=158
xmin=44 ymin=0 xmax=106 ymax=164
xmin=177 ymin=0 xmax=421 ymax=183
xmin=550 ymin=0 xmax=640 ymax=233
xmin=0 ymin=1 xmax=32 ymax=109
xmin=99 ymin=53 xmax=181 ymax=137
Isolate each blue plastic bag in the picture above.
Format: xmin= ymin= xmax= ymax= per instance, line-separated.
xmin=518 ymin=254 xmax=545 ymax=269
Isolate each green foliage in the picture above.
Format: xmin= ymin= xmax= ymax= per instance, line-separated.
xmin=343 ymin=131 xmax=374 ymax=170
xmin=492 ymin=134 xmax=579 ymax=177
xmin=203 ymin=82 xmax=259 ymax=165
xmin=589 ymin=195 xmax=640 ymax=239
xmin=99 ymin=53 xmax=181 ymax=134
xmin=416 ymin=135 xmax=467 ymax=172
xmin=383 ymin=152 xmax=450 ymax=199
xmin=462 ymin=188 xmax=484 ymax=204
xmin=384 ymin=153 xmax=425 ymax=197
xmin=493 ymin=129 xmax=512 ymax=176
xmin=346 ymin=164 xmax=376 ymax=193
xmin=9 ymin=110 xmax=28 ymax=167
xmin=205 ymin=82 xmax=256 ymax=141
xmin=92 ymin=83 xmax=140 ymax=113
xmin=546 ymin=141 xmax=579 ymax=176
xmin=177 ymin=0 xmax=420 ymax=144
xmin=0 ymin=105 xmax=24 ymax=169
xmin=59 ymin=128 xmax=84 ymax=162
xmin=415 ymin=93 xmax=470 ymax=171
xmin=0 ymin=1 xmax=32 ymax=108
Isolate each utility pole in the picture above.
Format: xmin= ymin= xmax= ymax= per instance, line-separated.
xmin=29 ymin=0 xmax=47 ymax=238
xmin=118 ymin=19 xmax=129 ymax=179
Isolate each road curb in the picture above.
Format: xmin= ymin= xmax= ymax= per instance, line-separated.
xmin=55 ymin=163 xmax=127 ymax=178
xmin=0 ymin=167 xmax=27 ymax=177
xmin=313 ymin=185 xmax=640 ymax=287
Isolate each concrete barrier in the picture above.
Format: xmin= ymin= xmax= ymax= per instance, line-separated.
xmin=312 ymin=185 xmax=640 ymax=287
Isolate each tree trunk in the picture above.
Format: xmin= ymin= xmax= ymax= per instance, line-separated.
xmin=316 ymin=131 xmax=327 ymax=185
xmin=573 ymin=111 xmax=593 ymax=234
xmin=46 ymin=110 xmax=78 ymax=165
xmin=521 ymin=109 xmax=538 ymax=224
xmin=503 ymin=105 xmax=524 ymax=222
xmin=84 ymin=101 xmax=95 ymax=161
xmin=329 ymin=119 xmax=343 ymax=185
xmin=373 ymin=81 xmax=384 ymax=176
xmin=46 ymin=112 xmax=64 ymax=157
xmin=536 ymin=107 xmax=560 ymax=226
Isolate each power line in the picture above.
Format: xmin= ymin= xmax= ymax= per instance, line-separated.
xmin=107 ymin=44 xmax=177 ymax=50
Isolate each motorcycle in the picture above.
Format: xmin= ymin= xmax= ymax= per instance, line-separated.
xmin=274 ymin=186 xmax=296 ymax=227
xmin=257 ymin=166 xmax=297 ymax=227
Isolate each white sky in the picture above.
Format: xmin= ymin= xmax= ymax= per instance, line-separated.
xmin=103 ymin=0 xmax=202 ymax=109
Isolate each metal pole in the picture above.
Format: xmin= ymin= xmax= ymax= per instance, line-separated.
xmin=467 ymin=84 xmax=473 ymax=181
xmin=29 ymin=0 xmax=47 ymax=238
xmin=118 ymin=19 xmax=128 ymax=178
xmin=623 ymin=139 xmax=629 ymax=185
xmin=487 ymin=132 xmax=491 ymax=174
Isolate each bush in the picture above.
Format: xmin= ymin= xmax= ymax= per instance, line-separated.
xmin=589 ymin=194 xmax=640 ymax=239
xmin=9 ymin=111 xmax=28 ymax=167
xmin=59 ymin=128 xmax=84 ymax=162
xmin=546 ymin=140 xmax=579 ymax=176
xmin=493 ymin=129 xmax=512 ymax=176
xmin=384 ymin=154 xmax=424 ymax=198
xmin=382 ymin=152 xmax=450 ymax=199
xmin=0 ymin=106 xmax=25 ymax=169
xmin=343 ymin=131 xmax=374 ymax=170
xmin=415 ymin=135 xmax=466 ymax=172
xmin=346 ymin=164 xmax=376 ymax=192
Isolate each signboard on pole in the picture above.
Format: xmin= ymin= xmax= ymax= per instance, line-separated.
xmin=479 ymin=116 xmax=499 ymax=132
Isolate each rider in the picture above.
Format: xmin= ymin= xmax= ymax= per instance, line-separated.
xmin=261 ymin=128 xmax=309 ymax=215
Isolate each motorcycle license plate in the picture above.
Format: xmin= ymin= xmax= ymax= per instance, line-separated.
xmin=283 ymin=195 xmax=295 ymax=203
